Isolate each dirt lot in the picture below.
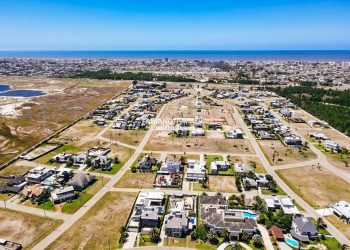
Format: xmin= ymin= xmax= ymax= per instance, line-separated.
xmin=145 ymin=130 xmax=254 ymax=153
xmin=277 ymin=166 xmax=350 ymax=207
xmin=115 ymin=170 xmax=156 ymax=189
xmin=208 ymin=176 xmax=238 ymax=193
xmin=258 ymin=139 xmax=316 ymax=166
xmin=326 ymin=215 xmax=350 ymax=240
xmin=47 ymin=192 xmax=137 ymax=250
xmin=0 ymin=76 xmax=129 ymax=166
xmin=0 ymin=208 xmax=62 ymax=249
xmin=102 ymin=129 xmax=147 ymax=146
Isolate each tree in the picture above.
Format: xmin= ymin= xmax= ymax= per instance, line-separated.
xmin=252 ymin=234 xmax=263 ymax=247
xmin=219 ymin=228 xmax=230 ymax=242
xmin=113 ymin=156 xmax=120 ymax=164
xmin=191 ymin=224 xmax=209 ymax=241
xmin=150 ymin=228 xmax=160 ymax=243
xmin=241 ymin=231 xmax=250 ymax=243
xmin=232 ymin=242 xmax=242 ymax=250
xmin=317 ymin=217 xmax=327 ymax=229
xmin=208 ymin=230 xmax=219 ymax=245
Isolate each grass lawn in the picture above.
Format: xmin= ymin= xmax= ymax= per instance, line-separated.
xmin=195 ymin=242 xmax=218 ymax=250
xmin=193 ymin=182 xmax=209 ymax=192
xmin=24 ymin=200 xmax=56 ymax=212
xmin=61 ymin=176 xmax=107 ymax=214
xmin=34 ymin=144 xmax=80 ymax=165
xmin=89 ymin=162 xmax=124 ymax=175
xmin=261 ymin=184 xmax=287 ymax=195
xmin=139 ymin=234 xmax=157 ymax=247
xmin=205 ymin=154 xmax=223 ymax=166
xmin=0 ymin=193 xmax=13 ymax=201
xmin=47 ymin=192 xmax=137 ymax=250
xmin=0 ymin=164 xmax=33 ymax=176
xmin=0 ymin=208 xmax=62 ymax=249
xmin=277 ymin=166 xmax=350 ymax=208
xmin=114 ymin=170 xmax=156 ymax=189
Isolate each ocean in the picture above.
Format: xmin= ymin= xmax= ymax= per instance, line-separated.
xmin=0 ymin=50 xmax=350 ymax=61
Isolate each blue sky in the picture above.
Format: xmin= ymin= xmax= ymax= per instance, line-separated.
xmin=0 ymin=0 xmax=349 ymax=50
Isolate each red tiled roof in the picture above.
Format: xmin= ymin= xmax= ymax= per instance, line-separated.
xmin=271 ymin=225 xmax=284 ymax=239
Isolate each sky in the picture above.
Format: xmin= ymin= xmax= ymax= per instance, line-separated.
xmin=0 ymin=0 xmax=349 ymax=50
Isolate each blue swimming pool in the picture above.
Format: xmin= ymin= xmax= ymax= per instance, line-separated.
xmin=285 ymin=237 xmax=299 ymax=248
xmin=0 ymin=84 xmax=11 ymax=92
xmin=243 ymin=211 xmax=259 ymax=219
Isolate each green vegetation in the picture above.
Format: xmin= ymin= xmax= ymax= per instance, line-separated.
xmin=62 ymin=176 xmax=105 ymax=214
xmin=261 ymin=184 xmax=287 ymax=195
xmin=272 ymin=86 xmax=350 ymax=135
xmin=36 ymin=144 xmax=80 ymax=165
xmin=70 ymin=70 xmax=196 ymax=82
xmin=258 ymin=209 xmax=293 ymax=230
xmin=139 ymin=234 xmax=157 ymax=247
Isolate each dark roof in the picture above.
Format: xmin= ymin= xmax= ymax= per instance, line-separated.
xmin=67 ymin=173 xmax=95 ymax=189
xmin=201 ymin=195 xmax=227 ymax=206
xmin=290 ymin=228 xmax=310 ymax=242
xmin=293 ymin=216 xmax=318 ymax=235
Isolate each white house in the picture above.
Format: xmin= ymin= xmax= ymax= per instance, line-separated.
xmin=186 ymin=160 xmax=206 ymax=182
xmin=265 ymin=196 xmax=300 ymax=215
xmin=211 ymin=161 xmax=230 ymax=174
xmin=324 ymin=140 xmax=341 ymax=151
xmin=225 ymin=129 xmax=243 ymax=139
xmin=158 ymin=161 xmax=182 ymax=174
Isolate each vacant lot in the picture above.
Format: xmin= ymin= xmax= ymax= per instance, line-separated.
xmin=145 ymin=131 xmax=254 ymax=154
xmin=277 ymin=166 xmax=350 ymax=207
xmin=102 ymin=129 xmax=147 ymax=146
xmin=47 ymin=192 xmax=137 ymax=250
xmin=258 ymin=139 xmax=316 ymax=166
xmin=0 ymin=76 xmax=129 ymax=166
xmin=326 ymin=215 xmax=350 ymax=240
xmin=209 ymin=176 xmax=238 ymax=193
xmin=115 ymin=170 xmax=155 ymax=189
xmin=0 ymin=208 xmax=62 ymax=249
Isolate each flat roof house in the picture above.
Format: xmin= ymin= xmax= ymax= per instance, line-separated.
xmin=265 ymin=196 xmax=300 ymax=215
xmin=332 ymin=201 xmax=350 ymax=223
xmin=186 ymin=160 xmax=206 ymax=182
xmin=164 ymin=211 xmax=189 ymax=237
xmin=51 ymin=186 xmax=75 ymax=204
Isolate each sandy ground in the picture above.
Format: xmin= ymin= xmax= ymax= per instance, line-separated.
xmin=326 ymin=215 xmax=350 ymax=240
xmin=47 ymin=192 xmax=137 ymax=250
xmin=277 ymin=166 xmax=350 ymax=208
xmin=258 ymin=139 xmax=316 ymax=165
xmin=115 ymin=171 xmax=156 ymax=189
xmin=102 ymin=129 xmax=147 ymax=146
xmin=208 ymin=176 xmax=238 ymax=193
xmin=0 ymin=208 xmax=61 ymax=249
xmin=0 ymin=76 xmax=129 ymax=166
xmin=228 ymin=155 xmax=266 ymax=173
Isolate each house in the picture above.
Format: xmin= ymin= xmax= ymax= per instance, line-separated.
xmin=270 ymin=226 xmax=285 ymax=242
xmin=280 ymin=108 xmax=292 ymax=117
xmin=201 ymin=194 xmax=227 ymax=208
xmin=191 ymin=128 xmax=205 ymax=136
xmin=265 ymin=196 xmax=300 ymax=215
xmin=255 ymin=173 xmax=269 ymax=187
xmin=51 ymin=152 xmax=74 ymax=163
xmin=284 ymin=136 xmax=302 ymax=146
xmin=332 ymin=201 xmax=350 ymax=223
xmin=26 ymin=167 xmax=53 ymax=184
xmin=0 ymin=176 xmax=27 ymax=194
xmin=207 ymin=122 xmax=222 ymax=130
xmin=128 ymin=192 xmax=165 ymax=230
xmin=74 ymin=152 xmax=89 ymax=165
xmin=51 ymin=186 xmax=75 ymax=204
xmin=164 ymin=211 xmax=189 ymax=237
xmin=201 ymin=202 xmax=259 ymax=239
xmin=138 ymin=155 xmax=157 ymax=170
xmin=91 ymin=155 xmax=112 ymax=170
xmin=67 ymin=173 xmax=96 ymax=191
xmin=0 ymin=239 xmax=22 ymax=250
xmin=93 ymin=117 xmax=106 ymax=126
xmin=324 ymin=140 xmax=341 ymax=151
xmin=225 ymin=129 xmax=243 ymax=139
xmin=309 ymin=132 xmax=328 ymax=140
xmin=210 ymin=161 xmax=230 ymax=174
xmin=186 ymin=160 xmax=206 ymax=182
xmin=158 ymin=161 xmax=182 ymax=174
xmin=290 ymin=215 xmax=318 ymax=242
xmin=243 ymin=177 xmax=258 ymax=189
xmin=21 ymin=184 xmax=49 ymax=202
xmin=234 ymin=163 xmax=253 ymax=173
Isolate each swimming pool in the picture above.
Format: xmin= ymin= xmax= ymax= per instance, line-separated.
xmin=243 ymin=211 xmax=259 ymax=219
xmin=285 ymin=237 xmax=299 ymax=248
xmin=0 ymin=89 xmax=46 ymax=97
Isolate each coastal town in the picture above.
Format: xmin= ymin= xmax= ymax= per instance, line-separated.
xmin=1 ymin=77 xmax=350 ymax=250
xmin=0 ymin=58 xmax=349 ymax=85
